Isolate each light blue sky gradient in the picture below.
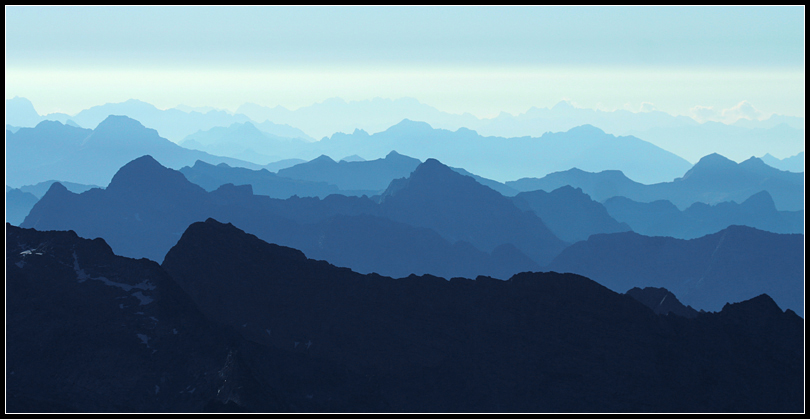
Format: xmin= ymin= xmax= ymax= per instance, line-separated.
xmin=5 ymin=6 xmax=805 ymax=119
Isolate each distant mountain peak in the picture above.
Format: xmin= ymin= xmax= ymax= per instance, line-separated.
xmin=740 ymin=190 xmax=777 ymax=212
xmin=386 ymin=119 xmax=434 ymax=132
xmin=566 ymin=124 xmax=605 ymax=135
xmin=313 ymin=154 xmax=336 ymax=164
xmin=107 ymin=155 xmax=193 ymax=193
xmin=551 ymin=100 xmax=576 ymax=111
xmin=94 ymin=114 xmax=148 ymax=132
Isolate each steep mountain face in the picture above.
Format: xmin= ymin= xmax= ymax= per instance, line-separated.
xmin=277 ymin=151 xmax=422 ymax=192
xmin=21 ymin=156 xmax=538 ymax=279
xmin=546 ymin=225 xmax=805 ymax=315
xmin=512 ymin=186 xmax=631 ymax=243
xmin=508 ymin=153 xmax=804 ymax=211
xmin=160 ymin=219 xmax=803 ymax=412
xmin=604 ymin=190 xmax=804 ymax=239
xmin=5 ymin=115 xmax=262 ymax=187
xmin=179 ymin=160 xmax=343 ymax=199
xmin=6 ymin=224 xmax=233 ymax=412
xmin=379 ymin=159 xmax=567 ymax=265
xmin=5 ymin=224 xmax=385 ymax=413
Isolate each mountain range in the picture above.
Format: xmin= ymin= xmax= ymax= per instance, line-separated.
xmin=511 ymin=186 xmax=632 ymax=243
xmin=21 ymin=155 xmax=550 ymax=278
xmin=6 ymin=116 xmax=263 ymax=187
xmin=509 ymin=153 xmax=804 ymax=211
xmin=603 ymin=190 xmax=804 ymax=239
xmin=546 ymin=225 xmax=805 ymax=316
xmin=11 ymin=219 xmax=804 ymax=412
xmin=8 ymin=96 xmax=804 ymax=166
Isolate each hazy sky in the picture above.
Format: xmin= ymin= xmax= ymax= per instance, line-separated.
xmin=5 ymin=6 xmax=805 ymax=120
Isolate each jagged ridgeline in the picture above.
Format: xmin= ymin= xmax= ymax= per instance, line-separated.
xmin=7 ymin=221 xmax=804 ymax=412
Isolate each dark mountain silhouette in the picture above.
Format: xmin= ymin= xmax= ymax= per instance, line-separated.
xmin=179 ymin=160 xmax=344 ymax=199
xmin=604 ymin=190 xmax=804 ymax=239
xmin=378 ymin=158 xmax=567 ymax=265
xmin=6 ymin=116 xmax=263 ymax=187
xmin=8 ymin=220 xmax=805 ymax=412
xmin=159 ymin=218 xmax=802 ymax=412
xmin=6 ymin=224 xmax=382 ymax=413
xmin=21 ymin=156 xmax=538 ymax=279
xmin=508 ymin=153 xmax=804 ymax=211
xmin=625 ymin=287 xmax=699 ymax=318
xmin=5 ymin=187 xmax=39 ymax=226
xmin=511 ymin=186 xmax=631 ymax=243
xmin=313 ymin=121 xmax=691 ymax=184
xmin=277 ymin=151 xmax=421 ymax=192
xmin=547 ymin=225 xmax=804 ymax=316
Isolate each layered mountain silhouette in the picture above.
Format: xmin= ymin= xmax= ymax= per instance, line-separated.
xmin=277 ymin=151 xmax=421 ymax=192
xmin=547 ymin=225 xmax=804 ymax=315
xmin=162 ymin=219 xmax=802 ymax=412
xmin=179 ymin=160 xmax=344 ymax=199
xmin=5 ymin=187 xmax=39 ymax=226
xmin=509 ymin=153 xmax=804 ymax=211
xmin=759 ymin=151 xmax=804 ymax=173
xmin=7 ymin=218 xmax=804 ymax=412
xmin=180 ymin=121 xmax=312 ymax=165
xmin=21 ymin=155 xmax=543 ymax=278
xmin=377 ymin=158 xmax=567 ymax=264
xmin=511 ymin=186 xmax=632 ymax=243
xmin=311 ymin=121 xmax=692 ymax=184
xmin=6 ymin=116 xmax=263 ymax=187
xmin=604 ymin=190 xmax=804 ymax=239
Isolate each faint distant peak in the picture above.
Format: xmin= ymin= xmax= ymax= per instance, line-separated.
xmin=694 ymin=152 xmax=736 ymax=168
xmin=93 ymin=114 xmax=147 ymax=132
xmin=565 ymin=124 xmax=606 ymax=135
xmin=551 ymin=100 xmax=576 ymax=111
xmin=385 ymin=119 xmax=434 ymax=133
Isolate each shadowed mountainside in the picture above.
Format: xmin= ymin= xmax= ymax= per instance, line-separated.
xmin=511 ymin=186 xmax=631 ymax=243
xmin=546 ymin=225 xmax=805 ymax=315
xmin=21 ymin=155 xmax=542 ymax=279
xmin=508 ymin=153 xmax=804 ymax=211
xmin=603 ymin=190 xmax=804 ymax=239
xmin=6 ymin=116 xmax=262 ymax=187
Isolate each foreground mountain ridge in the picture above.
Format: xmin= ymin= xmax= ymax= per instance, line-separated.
xmin=9 ymin=220 xmax=803 ymax=412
